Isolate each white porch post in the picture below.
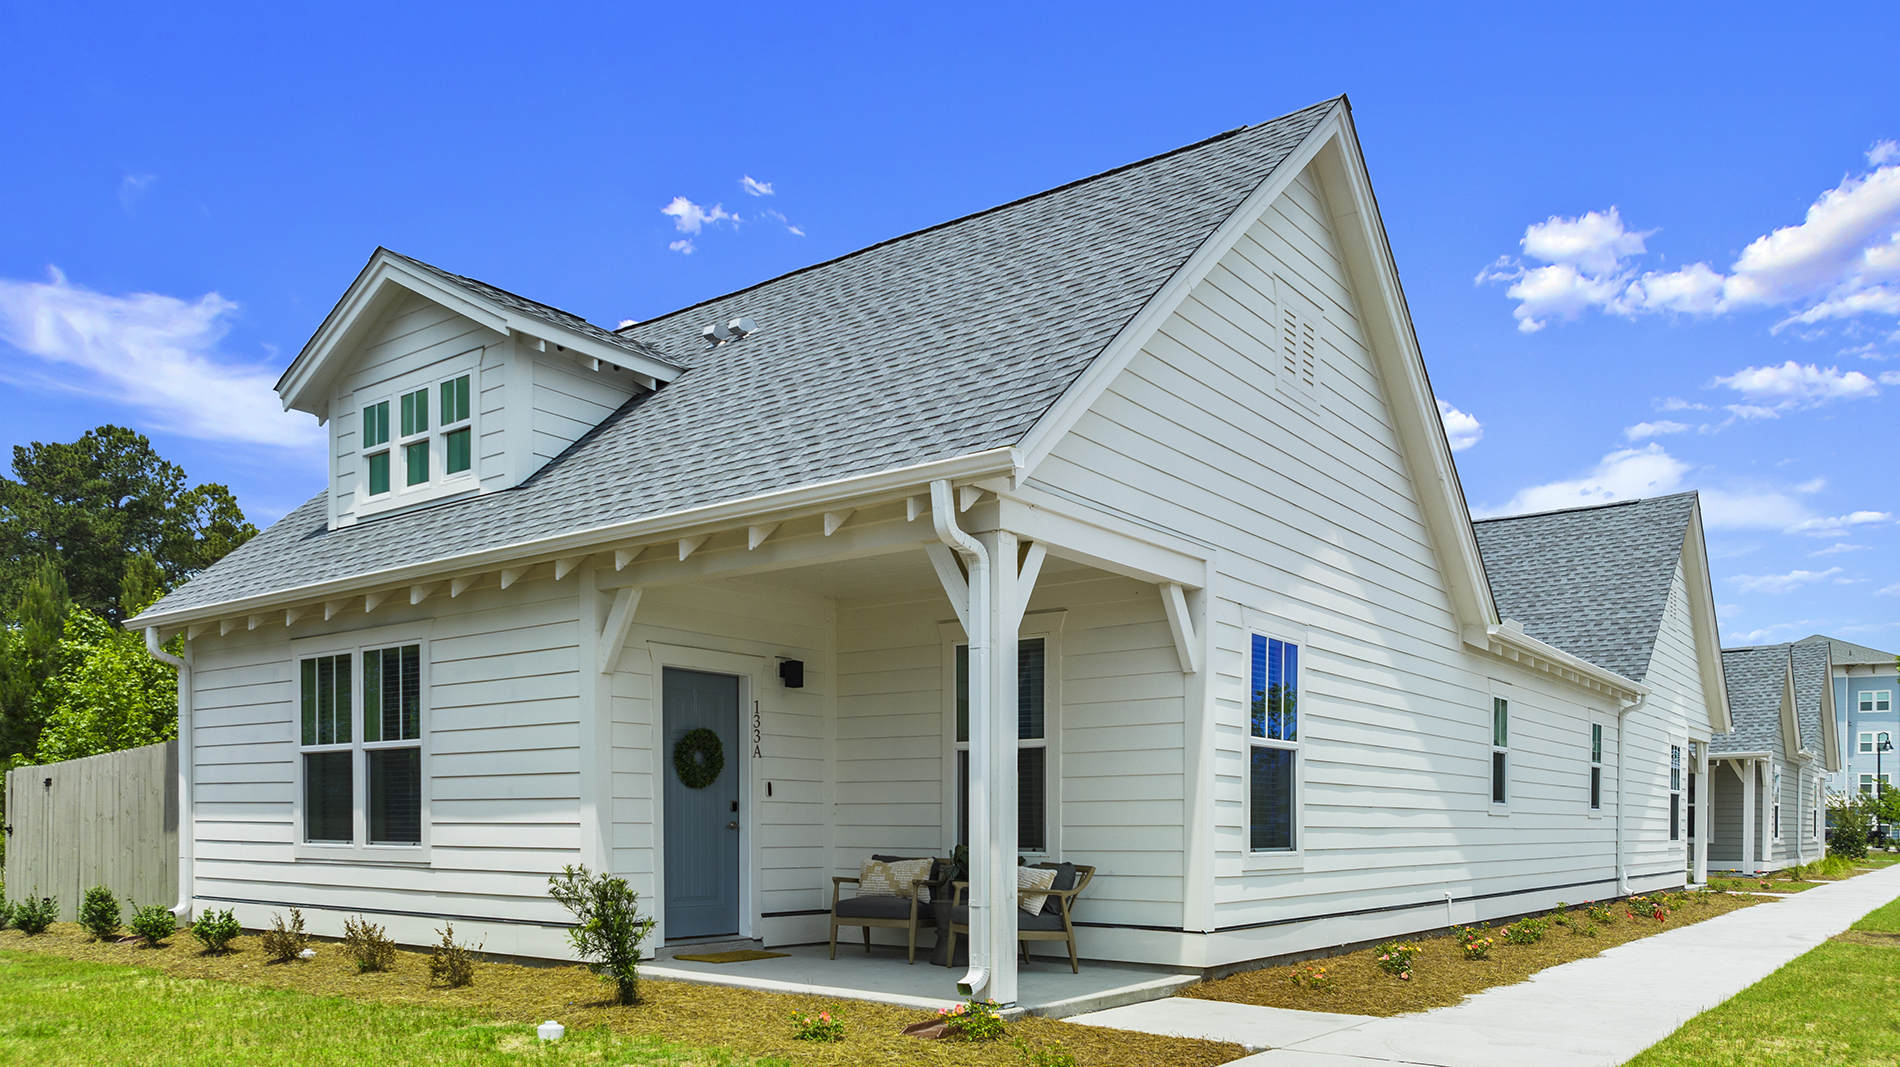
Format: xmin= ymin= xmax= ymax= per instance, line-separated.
xmin=1740 ymin=760 xmax=1758 ymax=875
xmin=976 ymin=529 xmax=1021 ymax=1005
xmin=1694 ymin=746 xmax=1710 ymax=884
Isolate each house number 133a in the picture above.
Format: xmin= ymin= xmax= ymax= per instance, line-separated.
xmin=752 ymin=701 xmax=762 ymax=759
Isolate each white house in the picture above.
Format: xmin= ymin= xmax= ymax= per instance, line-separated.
xmin=131 ymin=96 xmax=1729 ymax=1004
xmin=1707 ymin=642 xmax=1839 ymax=874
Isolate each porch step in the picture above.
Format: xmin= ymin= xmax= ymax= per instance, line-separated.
xmin=656 ymin=936 xmax=767 ymax=960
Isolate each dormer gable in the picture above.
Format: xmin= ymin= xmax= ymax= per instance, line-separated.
xmin=277 ymin=249 xmax=684 ymax=529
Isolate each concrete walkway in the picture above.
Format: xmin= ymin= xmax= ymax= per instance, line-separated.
xmin=1071 ymin=864 xmax=1900 ymax=1067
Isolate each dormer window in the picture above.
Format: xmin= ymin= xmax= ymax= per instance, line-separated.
xmin=360 ymin=372 xmax=475 ymax=508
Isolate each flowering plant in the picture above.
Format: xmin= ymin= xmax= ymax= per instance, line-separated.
xmin=1455 ymin=926 xmax=1495 ymax=960
xmin=1374 ymin=941 xmax=1419 ymax=979
xmin=791 ymin=1005 xmax=845 ymax=1042
xmin=939 ymin=998 xmax=1006 ymax=1041
xmin=1290 ymin=963 xmax=1333 ymax=990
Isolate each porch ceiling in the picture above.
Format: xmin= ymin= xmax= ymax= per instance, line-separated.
xmin=739 ymin=545 xmax=1096 ymax=601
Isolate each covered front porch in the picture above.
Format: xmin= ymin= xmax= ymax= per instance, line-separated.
xmin=591 ymin=479 xmax=1215 ymax=1006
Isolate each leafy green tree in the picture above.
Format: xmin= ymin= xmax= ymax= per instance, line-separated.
xmin=0 ymin=425 xmax=256 ymax=622
xmin=32 ymin=608 xmax=178 ymax=764
xmin=0 ymin=559 xmax=71 ymax=760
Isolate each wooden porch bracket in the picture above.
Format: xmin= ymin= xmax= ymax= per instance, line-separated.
xmin=925 ymin=542 xmax=970 ymax=633
xmin=747 ymin=523 xmax=779 ymax=549
xmin=598 ymin=587 xmax=642 ymax=674
xmin=1161 ymin=582 xmax=1200 ymax=674
xmin=615 ymin=546 xmax=646 ymax=570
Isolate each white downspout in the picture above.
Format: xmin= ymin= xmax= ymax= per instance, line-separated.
xmin=146 ymin=626 xmax=194 ymax=919
xmin=1616 ymin=695 xmax=1646 ymax=897
xmin=931 ymin=479 xmax=992 ymax=998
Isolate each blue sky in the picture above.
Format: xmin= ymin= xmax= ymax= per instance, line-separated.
xmin=2 ymin=2 xmax=1896 ymax=649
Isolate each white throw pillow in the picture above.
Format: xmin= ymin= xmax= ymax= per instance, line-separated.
xmin=1018 ymin=865 xmax=1059 ymax=915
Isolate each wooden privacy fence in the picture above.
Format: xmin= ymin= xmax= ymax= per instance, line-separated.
xmin=3 ymin=740 xmax=178 ymax=921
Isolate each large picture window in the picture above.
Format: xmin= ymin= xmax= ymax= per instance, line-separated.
xmin=956 ymin=638 xmax=1049 ymax=853
xmin=1249 ymin=634 xmax=1299 ymax=852
xmin=299 ymin=643 xmax=425 ymax=850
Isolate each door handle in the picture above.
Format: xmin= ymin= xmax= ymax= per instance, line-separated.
xmin=727 ymin=821 xmax=740 ymax=830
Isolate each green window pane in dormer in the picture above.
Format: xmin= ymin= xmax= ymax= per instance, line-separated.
xmin=406 ymin=440 xmax=429 ymax=486
xmin=445 ymin=428 xmax=471 ymax=474
xmin=441 ymin=375 xmax=470 ymax=424
xmin=362 ymin=401 xmax=389 ymax=447
xmin=400 ymin=389 xmax=429 ymax=436
xmin=367 ymin=452 xmax=389 ymax=495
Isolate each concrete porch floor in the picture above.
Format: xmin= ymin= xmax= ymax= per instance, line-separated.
xmin=641 ymin=942 xmax=1201 ymax=1018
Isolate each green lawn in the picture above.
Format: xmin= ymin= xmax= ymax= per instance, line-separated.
xmin=1626 ymin=897 xmax=1900 ymax=1066
xmin=0 ymin=951 xmax=766 ymax=1067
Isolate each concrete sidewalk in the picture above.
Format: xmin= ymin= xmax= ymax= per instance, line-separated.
xmin=1071 ymin=864 xmax=1900 ymax=1067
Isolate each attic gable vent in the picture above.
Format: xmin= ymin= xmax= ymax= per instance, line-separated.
xmin=1275 ymin=276 xmax=1321 ymax=406
xmin=703 ymin=316 xmax=758 ymax=347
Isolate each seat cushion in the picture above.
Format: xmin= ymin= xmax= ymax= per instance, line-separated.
xmin=836 ymin=895 xmax=927 ymax=921
xmin=949 ymin=905 xmax=1066 ymax=932
xmin=1035 ymin=862 xmax=1078 ymax=893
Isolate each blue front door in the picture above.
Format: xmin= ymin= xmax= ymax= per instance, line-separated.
xmin=663 ymin=668 xmax=741 ymax=939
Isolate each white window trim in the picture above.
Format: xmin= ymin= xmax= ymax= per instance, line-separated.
xmin=1243 ymin=617 xmax=1310 ymax=870
xmin=291 ymin=620 xmax=433 ymax=863
xmin=1860 ymin=690 xmax=1893 ymax=714
xmin=1771 ymin=766 xmax=1783 ymax=843
xmin=1861 ymin=731 xmax=1877 ymax=755
xmin=353 ymin=355 xmax=482 ymax=518
xmin=1670 ymin=742 xmax=1685 ymax=842
xmin=1588 ymin=719 xmax=1605 ymax=819
xmin=939 ymin=610 xmax=1065 ymax=859
xmin=1486 ymin=680 xmax=1513 ymax=816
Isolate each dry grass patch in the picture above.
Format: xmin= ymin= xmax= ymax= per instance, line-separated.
xmin=0 ymin=925 xmax=1241 ymax=1066
xmin=1185 ymin=892 xmax=1765 ymax=1017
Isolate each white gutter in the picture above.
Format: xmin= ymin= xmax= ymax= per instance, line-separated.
xmin=931 ymin=478 xmax=992 ymax=998
xmin=129 ymin=447 xmax=1022 ymax=632
xmin=1616 ymin=694 xmax=1647 ymax=897
xmin=146 ymin=627 xmax=193 ymax=919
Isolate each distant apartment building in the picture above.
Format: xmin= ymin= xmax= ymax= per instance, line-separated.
xmin=1799 ymin=635 xmax=1899 ymax=797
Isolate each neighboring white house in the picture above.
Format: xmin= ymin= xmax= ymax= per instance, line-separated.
xmin=1707 ymin=643 xmax=1840 ymax=874
xmin=130 ymin=96 xmax=1729 ymax=1003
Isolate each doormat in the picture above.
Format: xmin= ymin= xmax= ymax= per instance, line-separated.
xmin=671 ymin=950 xmax=790 ymax=964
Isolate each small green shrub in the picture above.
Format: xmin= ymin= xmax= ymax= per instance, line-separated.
xmin=1455 ymin=925 xmax=1495 ymax=960
xmin=78 ymin=885 xmax=121 ymax=942
xmin=548 ymin=865 xmax=657 ymax=1006
xmin=13 ymin=892 xmax=56 ymax=935
xmin=1585 ymin=901 xmax=1613 ymax=925
xmin=427 ymin=924 xmax=481 ymax=988
xmin=1831 ymin=796 xmax=1873 ymax=860
xmin=791 ymin=1005 xmax=845 ymax=1041
xmin=261 ymin=908 xmax=310 ymax=963
xmin=1374 ymin=941 xmax=1419 ymax=978
xmin=1016 ymin=1038 xmax=1077 ymax=1067
xmin=1551 ymin=902 xmax=1570 ymax=926
xmin=939 ymin=998 xmax=1007 ymax=1041
xmin=1503 ymin=916 xmax=1548 ymax=945
xmin=1289 ymin=962 xmax=1333 ymax=990
xmin=1571 ymin=921 xmax=1598 ymax=938
xmin=190 ymin=908 xmax=242 ymax=954
xmin=343 ymin=915 xmax=397 ymax=973
xmin=0 ymin=895 xmax=14 ymax=931
xmin=128 ymin=903 xmax=177 ymax=947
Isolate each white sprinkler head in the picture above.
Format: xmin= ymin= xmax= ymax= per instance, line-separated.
xmin=298 ymin=948 xmax=316 ymax=960
xmin=537 ymin=1021 xmax=565 ymax=1042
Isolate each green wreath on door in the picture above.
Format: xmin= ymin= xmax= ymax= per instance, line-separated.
xmin=673 ymin=727 xmax=725 ymax=789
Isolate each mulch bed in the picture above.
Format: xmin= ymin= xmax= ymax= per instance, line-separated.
xmin=1184 ymin=891 xmax=1767 ymax=1017
xmin=0 ymin=924 xmax=1242 ymax=1066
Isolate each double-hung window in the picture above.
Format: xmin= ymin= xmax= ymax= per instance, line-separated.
xmin=440 ymin=374 xmax=472 ymax=475
xmin=955 ymin=638 xmax=1049 ymax=853
xmin=400 ymin=387 xmax=432 ymax=487
xmin=1861 ymin=773 xmax=1892 ymax=796
xmin=1862 ymin=729 xmax=1892 ymax=755
xmin=299 ymin=641 xmax=425 ymax=851
xmin=361 ymin=401 xmax=391 ymax=496
xmin=1771 ymin=766 xmax=1782 ymax=841
xmin=1861 ymin=691 xmax=1894 ymax=715
xmin=1669 ymin=745 xmax=1682 ymax=841
xmin=361 ymin=370 xmax=475 ymax=506
xmin=1589 ymin=723 xmax=1603 ymax=810
xmin=1490 ymin=698 xmax=1509 ymax=806
xmin=1249 ymin=634 xmax=1299 ymax=852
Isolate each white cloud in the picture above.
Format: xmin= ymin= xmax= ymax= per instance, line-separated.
xmin=1484 ymin=443 xmax=1690 ymax=515
xmin=1714 ymin=360 xmax=1879 ymax=400
xmin=118 ymin=173 xmax=155 ymax=211
xmin=1730 ymin=567 xmax=1844 ymax=594
xmin=1480 ymin=150 xmax=1900 ymax=334
xmin=0 ymin=267 xmax=322 ymax=450
xmin=1880 ymin=582 xmax=1900 ymax=596
xmin=1784 ymin=510 xmax=1892 ymax=537
xmin=1882 ymin=371 xmax=1900 ymax=385
xmin=1699 ymin=487 xmax=1816 ymax=530
xmin=1624 ymin=420 xmax=1691 ymax=440
xmin=1659 ymin=397 xmax=1711 ymax=411
xmin=668 ymin=239 xmax=696 ymax=254
xmin=661 ymin=196 xmax=732 ymax=236
xmin=740 ymin=176 xmax=774 ymax=197
xmin=1436 ymin=398 xmax=1482 ymax=451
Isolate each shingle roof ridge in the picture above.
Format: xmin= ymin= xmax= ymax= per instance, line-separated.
xmin=615 ymin=99 xmax=1343 ymax=336
xmin=1471 ymin=490 xmax=1700 ymax=526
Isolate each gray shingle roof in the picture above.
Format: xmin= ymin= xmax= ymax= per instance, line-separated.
xmin=1795 ymin=633 xmax=1895 ymax=666
xmin=1712 ymin=644 xmax=1790 ymax=755
xmin=1789 ymin=641 xmax=1831 ymax=754
xmin=143 ymin=99 xmax=1338 ymax=618
xmin=1470 ymin=493 xmax=1698 ymax=682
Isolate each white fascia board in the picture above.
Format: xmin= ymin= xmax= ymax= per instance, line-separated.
xmin=1780 ymin=659 xmax=1803 ymax=761
xmin=1678 ymin=502 xmax=1734 ymax=734
xmin=277 ymin=251 xmax=679 ymax=417
xmin=127 ymin=446 xmax=1022 ymax=630
xmin=1467 ymin=622 xmax=1649 ymax=703
xmin=1818 ymin=656 xmax=1843 ymax=772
